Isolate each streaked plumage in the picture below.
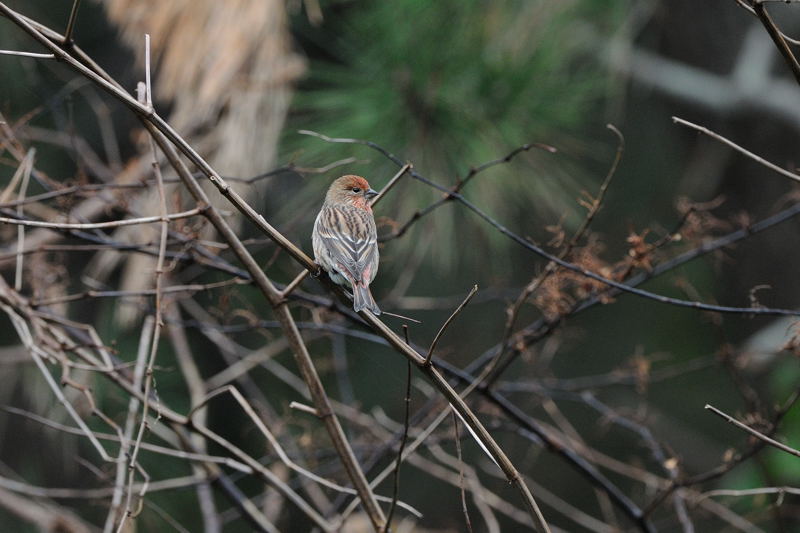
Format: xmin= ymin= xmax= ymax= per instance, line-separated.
xmin=313 ymin=175 xmax=381 ymax=314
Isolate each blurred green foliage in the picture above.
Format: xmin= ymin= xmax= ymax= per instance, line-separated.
xmin=285 ymin=0 xmax=629 ymax=271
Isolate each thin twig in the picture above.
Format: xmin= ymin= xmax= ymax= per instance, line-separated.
xmin=0 ymin=473 xmax=206 ymax=500
xmin=144 ymin=34 xmax=152 ymax=110
xmin=673 ymin=116 xmax=800 ymax=184
xmin=224 ymin=157 xmax=360 ymax=183
xmin=280 ymin=269 xmax=309 ymax=299
xmin=370 ymin=163 xmax=411 ymax=208
xmin=14 ymin=149 xmax=34 ymax=291
xmin=383 ymin=327 xmax=413 ymax=532
xmin=694 ymin=486 xmax=800 ymax=503
xmin=289 ymin=401 xmax=320 ymax=417
xmin=0 ymin=49 xmax=54 ymax=58
xmin=453 ymin=411 xmax=475 ymax=533
xmin=105 ymin=316 xmax=152 ymax=533
xmin=63 ymin=0 xmax=81 ymax=44
xmin=30 ymin=279 xmax=244 ymax=306
xmin=425 ymin=284 xmax=478 ymax=366
xmin=705 ymin=404 xmax=800 ymax=458
xmin=750 ymin=1 xmax=800 ymax=85
xmin=0 ymin=207 xmax=204 ymax=229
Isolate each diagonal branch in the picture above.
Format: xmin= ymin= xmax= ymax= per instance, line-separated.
xmin=705 ymin=404 xmax=800 ymax=458
xmin=425 ymin=284 xmax=478 ymax=366
xmin=749 ymin=1 xmax=800 ymax=85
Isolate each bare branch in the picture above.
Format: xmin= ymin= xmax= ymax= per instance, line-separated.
xmin=673 ymin=116 xmax=800 ymax=183
xmin=425 ymin=284 xmax=478 ymax=366
xmin=705 ymin=404 xmax=800 ymax=458
xmin=0 ymin=207 xmax=204 ymax=230
xmin=63 ymin=0 xmax=81 ymax=44
xmin=370 ymin=163 xmax=411 ymax=208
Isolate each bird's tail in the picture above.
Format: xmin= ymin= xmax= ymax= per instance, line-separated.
xmin=353 ymin=283 xmax=381 ymax=315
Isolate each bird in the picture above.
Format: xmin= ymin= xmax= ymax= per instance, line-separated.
xmin=313 ymin=175 xmax=381 ymax=315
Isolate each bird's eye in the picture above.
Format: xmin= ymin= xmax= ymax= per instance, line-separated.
xmin=351 ymin=187 xmax=361 ymax=193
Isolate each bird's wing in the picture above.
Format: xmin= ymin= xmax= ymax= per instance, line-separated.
xmin=315 ymin=205 xmax=377 ymax=284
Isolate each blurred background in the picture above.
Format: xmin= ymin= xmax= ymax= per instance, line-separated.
xmin=1 ymin=0 xmax=800 ymax=531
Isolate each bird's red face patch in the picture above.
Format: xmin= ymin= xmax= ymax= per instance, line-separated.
xmin=326 ymin=175 xmax=375 ymax=210
xmin=341 ymin=176 xmax=371 ymax=191
xmin=335 ymin=175 xmax=372 ymax=209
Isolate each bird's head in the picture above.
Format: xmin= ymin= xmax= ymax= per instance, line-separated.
xmin=326 ymin=175 xmax=379 ymax=209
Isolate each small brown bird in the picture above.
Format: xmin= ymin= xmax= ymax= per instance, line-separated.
xmin=313 ymin=175 xmax=381 ymax=314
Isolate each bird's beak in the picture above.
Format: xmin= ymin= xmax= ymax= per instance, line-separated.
xmin=365 ymin=188 xmax=379 ymax=199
